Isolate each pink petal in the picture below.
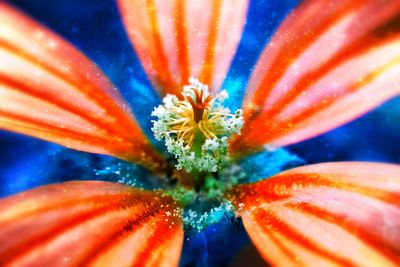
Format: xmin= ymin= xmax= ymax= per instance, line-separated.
xmin=117 ymin=0 xmax=248 ymax=96
xmin=231 ymin=0 xmax=400 ymax=153
xmin=228 ymin=162 xmax=400 ymax=267
xmin=0 ymin=4 xmax=166 ymax=171
xmin=0 ymin=181 xmax=183 ymax=267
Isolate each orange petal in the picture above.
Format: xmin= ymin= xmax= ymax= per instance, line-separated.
xmin=117 ymin=0 xmax=248 ymax=96
xmin=232 ymin=0 xmax=400 ymax=153
xmin=227 ymin=162 xmax=400 ymax=267
xmin=0 ymin=4 xmax=166 ymax=171
xmin=0 ymin=181 xmax=183 ymax=267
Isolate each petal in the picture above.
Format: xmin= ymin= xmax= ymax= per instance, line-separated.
xmin=232 ymin=0 xmax=400 ymax=153
xmin=227 ymin=162 xmax=400 ymax=267
xmin=117 ymin=0 xmax=248 ymax=96
xmin=0 ymin=181 xmax=183 ymax=267
xmin=0 ymin=4 xmax=166 ymax=171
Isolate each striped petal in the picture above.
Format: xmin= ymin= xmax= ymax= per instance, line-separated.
xmin=228 ymin=162 xmax=400 ymax=267
xmin=117 ymin=0 xmax=248 ymax=96
xmin=231 ymin=0 xmax=400 ymax=154
xmin=0 ymin=4 xmax=166 ymax=172
xmin=0 ymin=181 xmax=183 ymax=267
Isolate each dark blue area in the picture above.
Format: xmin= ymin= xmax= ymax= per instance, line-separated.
xmin=288 ymin=97 xmax=400 ymax=164
xmin=180 ymin=218 xmax=250 ymax=267
xmin=239 ymin=148 xmax=304 ymax=184
xmin=1 ymin=1 xmax=399 ymax=266
xmin=0 ymin=130 xmax=131 ymax=197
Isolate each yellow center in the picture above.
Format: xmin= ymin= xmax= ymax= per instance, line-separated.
xmin=168 ymin=88 xmax=226 ymax=147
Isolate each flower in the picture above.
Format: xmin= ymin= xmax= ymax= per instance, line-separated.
xmin=0 ymin=1 xmax=400 ymax=266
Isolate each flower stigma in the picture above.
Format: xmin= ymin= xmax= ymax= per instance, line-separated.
xmin=152 ymin=77 xmax=244 ymax=174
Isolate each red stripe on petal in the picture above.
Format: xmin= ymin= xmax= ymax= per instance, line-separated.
xmin=253 ymin=208 xmax=357 ymax=266
xmin=117 ymin=0 xmax=248 ymax=96
xmin=240 ymin=215 xmax=306 ymax=267
xmin=231 ymin=0 xmax=400 ymax=154
xmin=198 ymin=0 xmax=222 ymax=86
xmin=0 ymin=181 xmax=183 ymax=267
xmin=289 ymin=202 xmax=400 ymax=262
xmin=175 ymin=0 xmax=190 ymax=86
xmin=0 ymin=4 xmax=166 ymax=171
xmin=228 ymin=162 xmax=400 ymax=267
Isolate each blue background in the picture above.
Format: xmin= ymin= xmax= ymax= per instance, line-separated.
xmin=1 ymin=0 xmax=399 ymax=266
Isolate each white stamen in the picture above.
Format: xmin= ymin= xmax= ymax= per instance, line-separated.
xmin=151 ymin=78 xmax=244 ymax=173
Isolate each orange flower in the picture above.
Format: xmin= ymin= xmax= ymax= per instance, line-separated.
xmin=0 ymin=1 xmax=400 ymax=266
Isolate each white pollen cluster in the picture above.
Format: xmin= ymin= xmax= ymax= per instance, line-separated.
xmin=151 ymin=78 xmax=244 ymax=173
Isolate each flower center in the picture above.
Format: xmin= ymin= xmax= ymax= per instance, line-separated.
xmin=151 ymin=78 xmax=243 ymax=173
xmin=150 ymin=78 xmax=247 ymax=232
